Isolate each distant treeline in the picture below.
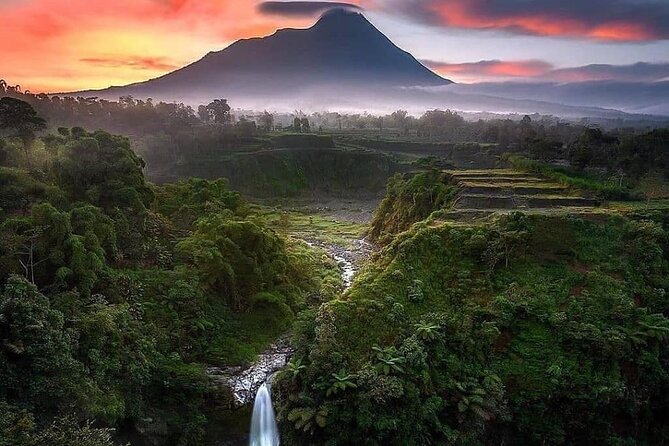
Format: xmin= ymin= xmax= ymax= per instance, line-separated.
xmin=2 ymin=80 xmax=668 ymax=183
xmin=0 ymin=82 xmax=591 ymax=146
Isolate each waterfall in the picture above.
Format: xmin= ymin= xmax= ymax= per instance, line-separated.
xmin=249 ymin=382 xmax=280 ymax=446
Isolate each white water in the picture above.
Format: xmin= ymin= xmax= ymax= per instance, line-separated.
xmin=249 ymin=383 xmax=280 ymax=446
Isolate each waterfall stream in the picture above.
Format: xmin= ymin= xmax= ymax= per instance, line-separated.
xmin=249 ymin=383 xmax=280 ymax=446
xmin=239 ymin=238 xmax=373 ymax=445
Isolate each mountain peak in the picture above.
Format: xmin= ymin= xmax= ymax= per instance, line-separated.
xmin=76 ymin=9 xmax=451 ymax=103
xmin=312 ymin=7 xmax=373 ymax=32
xmin=317 ymin=6 xmax=365 ymax=21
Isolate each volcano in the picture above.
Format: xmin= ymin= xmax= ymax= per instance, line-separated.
xmin=77 ymin=8 xmax=451 ymax=104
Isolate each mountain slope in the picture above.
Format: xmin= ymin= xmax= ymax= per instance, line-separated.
xmin=78 ymin=9 xmax=450 ymax=103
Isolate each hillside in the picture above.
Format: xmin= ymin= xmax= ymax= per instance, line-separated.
xmin=275 ymin=170 xmax=669 ymax=445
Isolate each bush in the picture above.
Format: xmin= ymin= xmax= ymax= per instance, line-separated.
xmin=369 ymin=170 xmax=456 ymax=243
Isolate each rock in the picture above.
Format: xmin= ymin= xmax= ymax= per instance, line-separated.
xmin=206 ymin=338 xmax=293 ymax=407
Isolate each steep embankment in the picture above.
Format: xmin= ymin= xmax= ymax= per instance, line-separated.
xmin=275 ymin=170 xmax=669 ymax=445
xmin=150 ymin=147 xmax=407 ymax=199
xmin=337 ymin=137 xmax=514 ymax=169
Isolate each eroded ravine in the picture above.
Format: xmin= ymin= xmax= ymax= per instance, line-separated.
xmin=206 ymin=237 xmax=373 ymax=410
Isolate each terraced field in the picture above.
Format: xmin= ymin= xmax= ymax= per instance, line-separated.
xmin=442 ymin=169 xmax=602 ymax=221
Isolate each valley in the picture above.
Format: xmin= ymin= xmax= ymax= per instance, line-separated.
xmin=2 ymin=3 xmax=669 ymax=444
xmin=1 ymin=111 xmax=669 ymax=444
xmin=193 ymin=147 xmax=669 ymax=445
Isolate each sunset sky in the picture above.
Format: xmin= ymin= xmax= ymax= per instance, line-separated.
xmin=2 ymin=0 xmax=669 ymax=92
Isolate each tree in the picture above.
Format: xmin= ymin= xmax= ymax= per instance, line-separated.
xmin=235 ymin=116 xmax=257 ymax=137
xmin=197 ymin=105 xmax=209 ymax=123
xmin=0 ymin=276 xmax=84 ymax=410
xmin=293 ymin=117 xmax=302 ymax=133
xmin=16 ymin=226 xmax=48 ymax=285
xmin=391 ymin=109 xmax=409 ymax=134
xmin=52 ymin=130 xmax=153 ymax=212
xmin=375 ymin=116 xmax=384 ymax=132
xmin=259 ymin=111 xmax=274 ymax=132
xmin=300 ymin=118 xmax=310 ymax=133
xmin=176 ymin=215 xmax=290 ymax=310
xmin=638 ymin=170 xmax=669 ymax=203
xmin=568 ymin=127 xmax=617 ymax=170
xmin=0 ymin=98 xmax=46 ymax=168
xmin=518 ymin=115 xmax=536 ymax=149
xmin=0 ymin=138 xmax=8 ymax=165
xmin=205 ymin=99 xmax=231 ymax=124
xmin=41 ymin=134 xmax=65 ymax=158
xmin=418 ymin=109 xmax=464 ymax=139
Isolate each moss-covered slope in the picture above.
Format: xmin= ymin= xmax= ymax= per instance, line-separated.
xmin=277 ymin=205 xmax=669 ymax=445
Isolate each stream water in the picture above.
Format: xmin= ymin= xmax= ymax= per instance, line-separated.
xmin=305 ymin=238 xmax=372 ymax=289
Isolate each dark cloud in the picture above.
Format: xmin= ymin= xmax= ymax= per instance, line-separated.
xmin=550 ymin=63 xmax=669 ymax=82
xmin=258 ymin=1 xmax=362 ymax=17
xmin=383 ymin=0 xmax=669 ymax=41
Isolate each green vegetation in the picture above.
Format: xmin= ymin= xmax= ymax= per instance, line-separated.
xmin=507 ymin=155 xmax=638 ymax=200
xmin=513 ymin=127 xmax=669 ymax=202
xmin=0 ymin=105 xmax=338 ymax=444
xmin=156 ymin=147 xmax=405 ymax=198
xmin=3 ymin=88 xmax=669 ymax=446
xmin=277 ymin=207 xmax=669 ymax=445
xmin=369 ymin=170 xmax=457 ymax=243
xmin=258 ymin=207 xmax=365 ymax=247
xmin=271 ymin=133 xmax=334 ymax=149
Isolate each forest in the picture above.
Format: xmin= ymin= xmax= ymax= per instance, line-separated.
xmin=0 ymin=97 xmax=343 ymax=444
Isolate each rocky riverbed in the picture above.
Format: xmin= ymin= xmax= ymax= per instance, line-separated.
xmin=304 ymin=237 xmax=373 ymax=288
xmin=206 ymin=338 xmax=292 ymax=407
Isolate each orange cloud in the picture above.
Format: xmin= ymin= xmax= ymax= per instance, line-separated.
xmin=80 ymin=57 xmax=180 ymax=71
xmin=424 ymin=59 xmax=553 ymax=82
xmin=0 ymin=0 xmax=336 ymax=92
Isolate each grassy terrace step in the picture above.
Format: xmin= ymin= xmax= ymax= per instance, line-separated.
xmin=445 ymin=169 xmax=540 ymax=179
xmin=437 ymin=207 xmax=608 ymax=222
xmin=454 ymin=194 xmax=600 ymax=209
xmin=455 ymin=177 xmax=546 ymax=184
xmin=445 ymin=169 xmax=532 ymax=176
xmin=459 ymin=184 xmax=569 ymax=196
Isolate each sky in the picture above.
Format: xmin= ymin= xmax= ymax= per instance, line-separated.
xmin=1 ymin=0 xmax=669 ymax=92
